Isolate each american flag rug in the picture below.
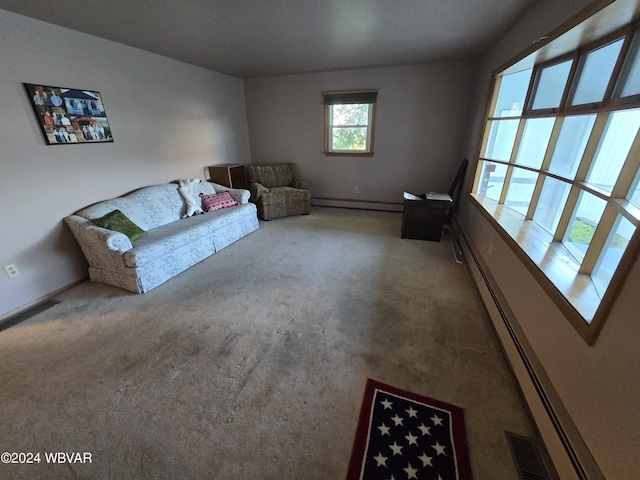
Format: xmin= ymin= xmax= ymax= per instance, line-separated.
xmin=346 ymin=379 xmax=473 ymax=480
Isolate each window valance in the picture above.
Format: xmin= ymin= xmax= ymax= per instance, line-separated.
xmin=322 ymin=90 xmax=378 ymax=105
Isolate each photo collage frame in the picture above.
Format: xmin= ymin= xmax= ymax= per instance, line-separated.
xmin=24 ymin=83 xmax=113 ymax=145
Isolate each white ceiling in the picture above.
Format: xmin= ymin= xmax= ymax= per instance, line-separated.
xmin=0 ymin=0 xmax=537 ymax=78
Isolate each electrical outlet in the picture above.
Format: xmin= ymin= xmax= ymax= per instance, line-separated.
xmin=354 ymin=187 xmax=359 ymax=193
xmin=4 ymin=264 xmax=20 ymax=278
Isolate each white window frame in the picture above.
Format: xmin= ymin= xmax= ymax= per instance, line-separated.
xmin=470 ymin=21 xmax=640 ymax=345
xmin=323 ymin=90 xmax=377 ymax=157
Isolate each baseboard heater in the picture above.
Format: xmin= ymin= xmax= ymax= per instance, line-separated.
xmin=311 ymin=197 xmax=403 ymax=212
xmin=0 ymin=300 xmax=59 ymax=332
xmin=452 ymin=218 xmax=604 ymax=480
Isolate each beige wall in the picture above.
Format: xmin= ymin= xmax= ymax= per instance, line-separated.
xmin=3 ymin=2 xmax=637 ymax=477
xmin=458 ymin=0 xmax=640 ymax=478
xmin=244 ymin=61 xmax=478 ymax=206
xmin=0 ymin=10 xmax=251 ymax=317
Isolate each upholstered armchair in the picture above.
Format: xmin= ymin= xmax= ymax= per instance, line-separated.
xmin=246 ymin=163 xmax=311 ymax=220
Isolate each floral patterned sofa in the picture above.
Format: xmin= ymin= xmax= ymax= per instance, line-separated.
xmin=64 ymin=181 xmax=259 ymax=293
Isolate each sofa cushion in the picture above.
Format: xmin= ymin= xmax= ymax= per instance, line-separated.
xmin=94 ymin=209 xmax=146 ymax=243
xmin=76 ymin=184 xmax=186 ymax=231
xmin=200 ymin=191 xmax=238 ymax=212
xmin=123 ymin=203 xmax=255 ymax=267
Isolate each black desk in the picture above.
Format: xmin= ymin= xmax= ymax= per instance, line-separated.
xmin=401 ymin=192 xmax=452 ymax=241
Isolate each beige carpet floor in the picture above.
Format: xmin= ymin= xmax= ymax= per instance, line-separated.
xmin=0 ymin=206 xmax=537 ymax=479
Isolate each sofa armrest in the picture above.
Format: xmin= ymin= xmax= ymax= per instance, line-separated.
xmin=248 ymin=182 xmax=269 ymax=203
xmin=291 ymin=178 xmax=310 ymax=191
xmin=227 ymin=187 xmax=250 ymax=204
xmin=208 ymin=182 xmax=250 ymax=204
xmin=64 ymin=215 xmax=131 ymax=272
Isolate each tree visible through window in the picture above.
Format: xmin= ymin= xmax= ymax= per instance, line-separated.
xmin=323 ymin=90 xmax=377 ymax=156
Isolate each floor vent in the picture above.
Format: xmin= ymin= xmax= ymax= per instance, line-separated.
xmin=0 ymin=300 xmax=59 ymax=332
xmin=507 ymin=431 xmax=550 ymax=480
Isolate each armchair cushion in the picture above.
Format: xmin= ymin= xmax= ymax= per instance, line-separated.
xmin=291 ymin=178 xmax=310 ymax=190
xmin=256 ymin=186 xmax=309 ymax=206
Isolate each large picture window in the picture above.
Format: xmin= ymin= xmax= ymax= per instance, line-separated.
xmin=323 ymin=90 xmax=377 ymax=156
xmin=471 ymin=23 xmax=640 ymax=344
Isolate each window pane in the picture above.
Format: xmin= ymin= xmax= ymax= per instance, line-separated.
xmin=547 ymin=115 xmax=596 ymax=179
xmin=484 ymin=119 xmax=519 ymax=161
xmin=586 ymin=109 xmax=640 ymax=193
xmin=332 ymin=127 xmax=368 ymax=150
xmin=592 ymin=215 xmax=635 ymax=297
xmin=477 ymin=161 xmax=507 ymax=201
xmin=505 ymin=167 xmax=538 ymax=215
xmin=328 ymin=103 xmax=373 ymax=153
xmin=615 ymin=31 xmax=640 ymax=98
xmin=493 ymin=69 xmax=532 ymax=117
xmin=563 ymin=191 xmax=607 ymax=262
xmin=533 ymin=176 xmax=572 ymax=234
xmin=331 ymin=104 xmax=369 ymax=126
xmin=570 ymin=39 xmax=624 ymax=105
xmin=530 ymin=60 xmax=573 ymax=110
xmin=515 ymin=117 xmax=555 ymax=168
xmin=628 ymin=169 xmax=640 ymax=208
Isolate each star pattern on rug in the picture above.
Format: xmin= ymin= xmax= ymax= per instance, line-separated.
xmin=389 ymin=441 xmax=403 ymax=456
xmin=391 ymin=414 xmax=404 ymax=426
xmin=418 ymin=452 xmax=433 ymax=467
xmin=405 ymin=432 xmax=418 ymax=446
xmin=433 ymin=441 xmax=447 ymax=456
xmin=431 ymin=414 xmax=444 ymax=426
xmin=359 ymin=390 xmax=460 ymax=479
xmin=374 ymin=452 xmax=388 ymax=467
xmin=418 ymin=423 xmax=431 ymax=436
xmin=403 ymin=463 xmax=418 ymax=479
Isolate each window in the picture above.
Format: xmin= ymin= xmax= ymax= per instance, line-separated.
xmin=471 ymin=23 xmax=640 ymax=344
xmin=614 ymin=31 xmax=640 ymax=98
xmin=529 ymin=59 xmax=573 ymax=111
xmin=323 ymin=90 xmax=377 ymax=156
xmin=568 ymin=39 xmax=624 ymax=106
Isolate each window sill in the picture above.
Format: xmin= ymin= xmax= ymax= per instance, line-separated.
xmin=470 ymin=193 xmax=603 ymax=343
xmin=323 ymin=151 xmax=374 ymax=157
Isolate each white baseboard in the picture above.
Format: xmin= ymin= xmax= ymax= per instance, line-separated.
xmin=311 ymin=197 xmax=403 ymax=212
xmin=452 ymin=218 xmax=604 ymax=480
